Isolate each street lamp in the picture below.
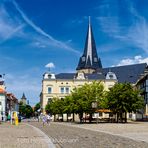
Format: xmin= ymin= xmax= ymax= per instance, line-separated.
xmin=92 ymin=101 xmax=99 ymax=124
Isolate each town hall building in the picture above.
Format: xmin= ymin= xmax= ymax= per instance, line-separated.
xmin=40 ymin=19 xmax=147 ymax=119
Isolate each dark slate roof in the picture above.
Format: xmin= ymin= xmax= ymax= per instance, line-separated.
xmin=76 ymin=21 xmax=102 ymax=70
xmin=56 ymin=73 xmax=105 ymax=80
xmin=85 ymin=73 xmax=105 ymax=80
xmin=55 ymin=63 xmax=147 ymax=84
xmin=56 ymin=73 xmax=75 ymax=79
xmin=102 ymin=63 xmax=147 ymax=84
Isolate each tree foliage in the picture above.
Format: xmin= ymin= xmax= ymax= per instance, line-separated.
xmin=19 ymin=102 xmax=33 ymax=118
xmin=34 ymin=102 xmax=40 ymax=112
xmin=106 ymin=83 xmax=144 ymax=122
xmin=45 ymin=81 xmax=105 ymax=122
xmin=45 ymin=82 xmax=144 ymax=123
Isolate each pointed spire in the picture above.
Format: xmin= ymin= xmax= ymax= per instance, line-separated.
xmin=89 ymin=16 xmax=91 ymax=26
xmin=22 ymin=93 xmax=26 ymax=100
xmin=76 ymin=17 xmax=102 ymax=73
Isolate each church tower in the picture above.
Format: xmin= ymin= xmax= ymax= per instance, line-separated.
xmin=76 ymin=17 xmax=102 ymax=74
xmin=20 ymin=93 xmax=27 ymax=105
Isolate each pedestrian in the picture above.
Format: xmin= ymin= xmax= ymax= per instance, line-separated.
xmin=42 ymin=115 xmax=47 ymax=126
xmin=46 ymin=114 xmax=51 ymax=125
xmin=7 ymin=114 xmax=11 ymax=122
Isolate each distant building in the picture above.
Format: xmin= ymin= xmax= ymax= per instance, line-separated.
xmin=6 ymin=93 xmax=19 ymax=116
xmin=20 ymin=93 xmax=27 ymax=105
xmin=0 ymin=74 xmax=6 ymax=121
xmin=40 ymin=18 xmax=147 ymax=116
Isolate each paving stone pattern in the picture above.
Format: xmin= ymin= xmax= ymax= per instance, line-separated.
xmin=0 ymin=122 xmax=50 ymax=148
xmin=29 ymin=122 xmax=148 ymax=148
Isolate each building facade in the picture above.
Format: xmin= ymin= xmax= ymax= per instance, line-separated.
xmin=40 ymin=19 xmax=147 ymax=114
xmin=0 ymin=75 xmax=6 ymax=121
xmin=135 ymin=68 xmax=148 ymax=120
xmin=6 ymin=93 xmax=19 ymax=117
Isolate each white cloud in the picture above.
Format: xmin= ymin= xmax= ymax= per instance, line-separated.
xmin=116 ymin=55 xmax=148 ymax=66
xmin=126 ymin=9 xmax=148 ymax=53
xmin=45 ymin=62 xmax=55 ymax=69
xmin=0 ymin=4 xmax=25 ymax=43
xmin=96 ymin=0 xmax=148 ymax=53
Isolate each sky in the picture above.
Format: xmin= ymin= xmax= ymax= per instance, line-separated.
xmin=0 ymin=0 xmax=148 ymax=105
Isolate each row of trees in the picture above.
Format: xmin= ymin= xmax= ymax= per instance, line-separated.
xmin=45 ymin=81 xmax=144 ymax=123
xmin=19 ymin=102 xmax=33 ymax=118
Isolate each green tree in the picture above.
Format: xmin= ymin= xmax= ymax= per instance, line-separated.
xmin=71 ymin=81 xmax=105 ymax=122
xmin=45 ymin=81 xmax=105 ymax=123
xmin=106 ymin=83 xmax=144 ymax=123
xmin=19 ymin=102 xmax=33 ymax=118
xmin=34 ymin=102 xmax=40 ymax=112
xmin=45 ymin=97 xmax=64 ymax=121
xmin=25 ymin=105 xmax=33 ymax=118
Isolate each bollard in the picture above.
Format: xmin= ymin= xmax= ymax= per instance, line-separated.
xmin=15 ymin=117 xmax=18 ymax=126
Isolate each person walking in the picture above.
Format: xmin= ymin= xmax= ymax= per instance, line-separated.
xmin=46 ymin=114 xmax=51 ymax=125
xmin=42 ymin=115 xmax=47 ymax=127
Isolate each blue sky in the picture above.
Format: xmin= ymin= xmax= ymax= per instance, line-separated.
xmin=0 ymin=0 xmax=148 ymax=105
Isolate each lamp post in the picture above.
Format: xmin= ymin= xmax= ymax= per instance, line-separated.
xmin=92 ymin=101 xmax=98 ymax=124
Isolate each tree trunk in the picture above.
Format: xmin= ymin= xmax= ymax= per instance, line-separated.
xmin=120 ymin=112 xmax=123 ymax=123
xmin=117 ymin=113 xmax=119 ymax=123
xmin=72 ymin=112 xmax=75 ymax=122
xmin=62 ymin=114 xmax=63 ymax=122
xmin=89 ymin=113 xmax=92 ymax=123
xmin=124 ymin=112 xmax=127 ymax=123
xmin=79 ymin=113 xmax=83 ymax=123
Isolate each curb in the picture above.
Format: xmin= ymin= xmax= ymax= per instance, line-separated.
xmin=25 ymin=123 xmax=55 ymax=148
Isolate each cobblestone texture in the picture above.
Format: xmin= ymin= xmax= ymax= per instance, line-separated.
xmin=29 ymin=121 xmax=148 ymax=148
xmin=0 ymin=122 xmax=53 ymax=148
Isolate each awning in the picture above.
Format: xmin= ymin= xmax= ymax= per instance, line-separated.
xmin=96 ymin=109 xmax=111 ymax=113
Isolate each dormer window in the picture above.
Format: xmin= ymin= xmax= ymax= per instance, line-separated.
xmin=109 ymin=74 xmax=113 ymax=79
xmin=48 ymin=74 xmax=51 ymax=79
xmin=106 ymin=71 xmax=117 ymax=80
xmin=82 ymin=57 xmax=85 ymax=62
xmin=76 ymin=72 xmax=85 ymax=80
xmin=94 ymin=57 xmax=98 ymax=62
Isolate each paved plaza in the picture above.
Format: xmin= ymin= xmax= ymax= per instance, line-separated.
xmin=0 ymin=122 xmax=55 ymax=148
xmin=57 ymin=121 xmax=148 ymax=143
xmin=29 ymin=121 xmax=148 ymax=148
xmin=1 ymin=121 xmax=148 ymax=148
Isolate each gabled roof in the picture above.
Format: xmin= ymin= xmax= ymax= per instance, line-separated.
xmin=76 ymin=18 xmax=102 ymax=71
xmin=55 ymin=63 xmax=147 ymax=84
xmin=102 ymin=63 xmax=147 ymax=83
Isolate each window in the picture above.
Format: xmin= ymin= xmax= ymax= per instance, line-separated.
xmin=48 ymin=87 xmax=52 ymax=94
xmin=109 ymin=74 xmax=113 ymax=79
xmin=48 ymin=74 xmax=51 ymax=79
xmin=61 ymin=87 xmax=64 ymax=94
xmin=94 ymin=57 xmax=98 ymax=62
xmin=65 ymin=87 xmax=69 ymax=94
xmin=82 ymin=57 xmax=85 ymax=61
